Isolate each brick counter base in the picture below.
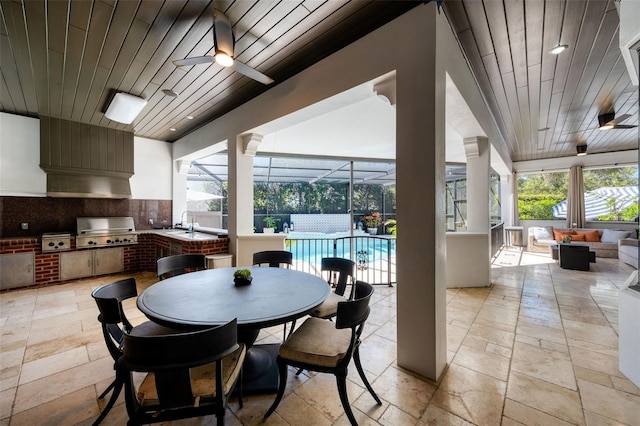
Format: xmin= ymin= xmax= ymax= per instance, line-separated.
xmin=1 ymin=235 xmax=230 ymax=290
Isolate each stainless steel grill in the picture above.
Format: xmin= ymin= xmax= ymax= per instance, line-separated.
xmin=42 ymin=232 xmax=71 ymax=253
xmin=76 ymin=217 xmax=138 ymax=249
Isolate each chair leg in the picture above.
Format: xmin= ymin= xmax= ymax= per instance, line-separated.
xmin=336 ymin=374 xmax=358 ymax=426
xmin=92 ymin=380 xmax=123 ymax=426
xmin=98 ymin=378 xmax=116 ymax=399
xmin=237 ymin=368 xmax=243 ymax=409
xmin=353 ymin=347 xmax=381 ymax=405
xmin=288 ymin=319 xmax=296 ymax=338
xmin=264 ymin=359 xmax=289 ymax=418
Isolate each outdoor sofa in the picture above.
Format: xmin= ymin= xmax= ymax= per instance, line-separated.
xmin=527 ymin=226 xmax=635 ymax=258
xmin=618 ymin=238 xmax=639 ymax=268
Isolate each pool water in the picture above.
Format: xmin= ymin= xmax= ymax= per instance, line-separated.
xmin=285 ymin=231 xmax=396 ymax=264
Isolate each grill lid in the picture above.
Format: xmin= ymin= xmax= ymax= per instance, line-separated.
xmin=76 ymin=217 xmax=135 ymax=235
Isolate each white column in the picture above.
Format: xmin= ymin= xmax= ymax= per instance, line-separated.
xmin=464 ymin=136 xmax=490 ymax=232
xmin=500 ymin=173 xmax=514 ymax=226
xmin=396 ymin=3 xmax=447 ymax=380
xmin=227 ymin=134 xmax=260 ymax=258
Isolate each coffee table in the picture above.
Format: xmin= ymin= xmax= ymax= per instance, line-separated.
xmin=549 ymin=243 xmax=596 ymax=270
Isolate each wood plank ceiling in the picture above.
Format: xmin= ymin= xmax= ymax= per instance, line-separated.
xmin=0 ymin=0 xmax=418 ymax=142
xmin=442 ymin=0 xmax=638 ymax=162
xmin=1 ymin=0 xmax=638 ymax=163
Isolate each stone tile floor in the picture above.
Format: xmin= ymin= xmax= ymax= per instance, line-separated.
xmin=1 ymin=247 xmax=639 ymax=425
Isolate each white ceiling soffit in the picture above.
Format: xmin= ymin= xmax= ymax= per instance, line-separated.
xmin=251 ymin=72 xmax=500 ymax=166
xmin=256 ymin=76 xmax=396 ymax=160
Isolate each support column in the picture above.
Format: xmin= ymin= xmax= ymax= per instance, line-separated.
xmin=227 ymin=134 xmax=261 ymax=258
xmin=464 ymin=136 xmax=490 ymax=232
xmin=396 ymin=3 xmax=447 ymax=380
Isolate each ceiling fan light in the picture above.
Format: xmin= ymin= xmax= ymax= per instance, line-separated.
xmin=549 ymin=44 xmax=568 ymax=54
xmin=576 ymin=144 xmax=588 ymax=156
xmin=598 ymin=112 xmax=616 ymax=130
xmin=215 ymin=52 xmax=234 ymax=67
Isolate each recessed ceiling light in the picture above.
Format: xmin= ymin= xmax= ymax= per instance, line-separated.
xmin=549 ymin=44 xmax=568 ymax=55
xmin=186 ymin=116 xmax=194 ymax=120
xmin=169 ymin=128 xmax=176 ymax=132
xmin=162 ymin=89 xmax=178 ymax=97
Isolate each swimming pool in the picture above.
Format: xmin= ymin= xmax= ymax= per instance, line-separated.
xmin=285 ymin=231 xmax=396 ymax=285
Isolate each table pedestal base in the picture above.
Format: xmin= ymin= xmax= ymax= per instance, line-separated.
xmin=239 ymin=343 xmax=280 ymax=394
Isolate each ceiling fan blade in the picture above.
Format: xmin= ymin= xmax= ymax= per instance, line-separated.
xmin=614 ymin=114 xmax=632 ymax=123
xmin=613 ymin=124 xmax=638 ymax=129
xmin=232 ymin=60 xmax=274 ymax=85
xmin=213 ymin=9 xmax=234 ymax=57
xmin=173 ymin=56 xmax=214 ymax=67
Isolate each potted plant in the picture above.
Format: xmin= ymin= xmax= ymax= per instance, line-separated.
xmin=233 ymin=268 xmax=252 ymax=286
xmin=562 ymin=234 xmax=572 ymax=243
xmin=361 ymin=212 xmax=382 ymax=235
xmin=263 ymin=216 xmax=280 ymax=233
xmin=385 ymin=219 xmax=397 ymax=237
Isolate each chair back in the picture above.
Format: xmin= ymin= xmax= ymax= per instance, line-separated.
xmin=335 ymin=281 xmax=373 ymax=330
xmin=91 ymin=278 xmax=138 ymax=360
xmin=157 ymin=254 xmax=206 ymax=280
xmin=321 ymin=257 xmax=355 ymax=297
xmin=119 ymin=319 xmax=239 ymax=410
xmin=252 ymin=250 xmax=293 ymax=268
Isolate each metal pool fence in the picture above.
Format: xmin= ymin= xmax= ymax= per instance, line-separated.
xmin=285 ymin=235 xmax=396 ymax=286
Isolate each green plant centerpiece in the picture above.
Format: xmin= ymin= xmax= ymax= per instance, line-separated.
xmin=233 ymin=268 xmax=252 ymax=286
xmin=262 ymin=216 xmax=280 ymax=233
xmin=562 ymin=235 xmax=572 ymax=243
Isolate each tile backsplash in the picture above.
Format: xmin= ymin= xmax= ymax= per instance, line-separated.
xmin=0 ymin=196 xmax=171 ymax=237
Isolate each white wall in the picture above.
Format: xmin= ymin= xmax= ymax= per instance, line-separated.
xmin=131 ymin=136 xmax=172 ymax=200
xmin=0 ymin=112 xmax=172 ymax=200
xmin=0 ymin=112 xmax=46 ymax=196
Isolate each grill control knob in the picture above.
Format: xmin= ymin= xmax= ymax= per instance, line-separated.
xmin=48 ymin=242 xmax=55 ymax=247
xmin=59 ymin=242 xmax=64 ymax=246
xmin=106 ymin=239 xmax=112 ymax=244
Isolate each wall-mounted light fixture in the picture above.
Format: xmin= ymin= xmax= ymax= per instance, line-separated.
xmin=104 ymin=92 xmax=147 ymax=124
xmin=576 ymin=144 xmax=588 ymax=156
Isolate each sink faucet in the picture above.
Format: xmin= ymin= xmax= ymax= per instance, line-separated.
xmin=180 ymin=210 xmax=195 ymax=233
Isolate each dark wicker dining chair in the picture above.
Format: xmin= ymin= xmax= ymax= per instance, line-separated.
xmin=91 ymin=278 xmax=177 ymax=426
xmin=252 ymin=250 xmax=295 ymax=340
xmin=252 ymin=250 xmax=293 ymax=268
xmin=310 ymin=257 xmax=356 ymax=319
xmin=119 ymin=319 xmax=245 ymax=426
xmin=264 ymin=281 xmax=381 ymax=425
xmin=157 ymin=254 xmax=206 ymax=280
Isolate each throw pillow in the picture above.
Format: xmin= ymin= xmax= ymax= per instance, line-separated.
xmin=600 ymin=229 xmax=631 ymax=243
xmin=571 ymin=234 xmax=586 ymax=241
xmin=553 ymin=229 xmax=575 ymax=242
xmin=575 ymin=229 xmax=600 ymax=242
xmin=533 ymin=226 xmax=553 ymax=240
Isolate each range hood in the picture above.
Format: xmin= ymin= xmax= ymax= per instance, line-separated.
xmin=43 ymin=168 xmax=132 ymax=199
xmin=40 ymin=116 xmax=134 ymax=199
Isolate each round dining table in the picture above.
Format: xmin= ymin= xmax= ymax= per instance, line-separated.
xmin=137 ymin=266 xmax=330 ymax=393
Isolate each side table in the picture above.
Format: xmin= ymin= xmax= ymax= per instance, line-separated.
xmin=504 ymin=226 xmax=524 ymax=249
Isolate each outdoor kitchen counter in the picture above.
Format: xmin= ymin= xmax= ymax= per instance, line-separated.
xmin=141 ymin=229 xmax=225 ymax=242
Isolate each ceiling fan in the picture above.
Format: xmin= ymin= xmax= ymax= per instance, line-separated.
xmin=172 ymin=9 xmax=274 ymax=85
xmin=597 ymin=112 xmax=637 ymax=130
